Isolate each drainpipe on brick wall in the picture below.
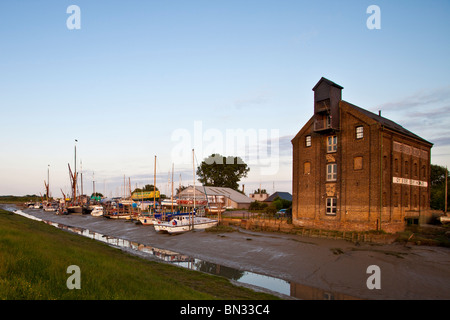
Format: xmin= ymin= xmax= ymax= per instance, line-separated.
xmin=380 ymin=126 xmax=384 ymax=231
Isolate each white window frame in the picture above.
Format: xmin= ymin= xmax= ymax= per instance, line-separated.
xmin=327 ymin=163 xmax=337 ymax=181
xmin=326 ymin=197 xmax=337 ymax=215
xmin=356 ymin=126 xmax=364 ymax=139
xmin=305 ymin=135 xmax=311 ymax=147
xmin=327 ymin=135 xmax=337 ymax=153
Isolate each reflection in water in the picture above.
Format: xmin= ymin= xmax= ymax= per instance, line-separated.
xmin=12 ymin=209 xmax=361 ymax=300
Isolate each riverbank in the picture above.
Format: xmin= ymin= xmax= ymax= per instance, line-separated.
xmin=0 ymin=208 xmax=278 ymax=300
xmin=3 ymin=204 xmax=450 ymax=300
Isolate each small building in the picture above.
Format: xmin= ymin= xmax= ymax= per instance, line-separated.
xmin=291 ymin=77 xmax=433 ymax=233
xmin=249 ymin=192 xmax=269 ymax=202
xmin=178 ymin=186 xmax=253 ymax=209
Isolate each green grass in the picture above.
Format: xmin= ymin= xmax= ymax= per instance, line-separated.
xmin=205 ymin=224 xmax=236 ymax=233
xmin=396 ymin=225 xmax=450 ymax=248
xmin=0 ymin=209 xmax=279 ymax=300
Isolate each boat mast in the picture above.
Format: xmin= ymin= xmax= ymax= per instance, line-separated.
xmin=80 ymin=160 xmax=83 ymax=201
xmin=74 ymin=139 xmax=78 ymax=205
xmin=92 ymin=172 xmax=95 ymax=200
xmin=44 ymin=164 xmax=50 ymax=202
xmin=153 ymin=155 xmax=156 ymax=214
xmin=192 ymin=149 xmax=195 ymax=229
xmin=171 ymin=163 xmax=174 ymax=214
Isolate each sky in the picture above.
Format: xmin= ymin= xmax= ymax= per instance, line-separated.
xmin=0 ymin=0 xmax=449 ymax=198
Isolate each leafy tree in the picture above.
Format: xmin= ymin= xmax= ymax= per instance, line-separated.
xmin=265 ymin=204 xmax=277 ymax=216
xmin=430 ymin=164 xmax=449 ymax=211
xmin=196 ymin=154 xmax=250 ymax=191
xmin=90 ymin=192 xmax=104 ymax=198
xmin=133 ymin=184 xmax=159 ymax=193
xmin=176 ymin=185 xmax=187 ymax=195
xmin=272 ymin=197 xmax=292 ymax=210
xmin=253 ymin=188 xmax=267 ymax=194
xmin=249 ymin=201 xmax=268 ymax=211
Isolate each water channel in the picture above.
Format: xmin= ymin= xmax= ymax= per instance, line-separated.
xmin=7 ymin=206 xmax=360 ymax=300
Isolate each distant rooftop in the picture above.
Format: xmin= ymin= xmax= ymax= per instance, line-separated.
xmin=180 ymin=186 xmax=252 ymax=204
xmin=265 ymin=192 xmax=292 ymax=202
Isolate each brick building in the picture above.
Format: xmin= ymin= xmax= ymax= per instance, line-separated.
xmin=291 ymin=78 xmax=433 ymax=233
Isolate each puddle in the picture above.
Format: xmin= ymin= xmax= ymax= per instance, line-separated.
xmin=9 ymin=207 xmax=362 ymax=300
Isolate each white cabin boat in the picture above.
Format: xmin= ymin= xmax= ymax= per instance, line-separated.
xmin=90 ymin=206 xmax=104 ymax=217
xmin=439 ymin=214 xmax=450 ymax=224
xmin=153 ymin=215 xmax=218 ymax=234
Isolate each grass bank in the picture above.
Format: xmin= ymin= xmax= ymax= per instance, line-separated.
xmin=396 ymin=224 xmax=450 ymax=248
xmin=0 ymin=209 xmax=278 ymax=300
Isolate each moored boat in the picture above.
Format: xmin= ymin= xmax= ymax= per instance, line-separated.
xmin=67 ymin=205 xmax=83 ymax=214
xmin=154 ymin=214 xmax=218 ymax=234
xmin=439 ymin=214 xmax=450 ymax=224
xmin=90 ymin=205 xmax=104 ymax=217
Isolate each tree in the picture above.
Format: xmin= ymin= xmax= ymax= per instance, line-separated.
xmin=253 ymin=188 xmax=267 ymax=194
xmin=196 ymin=154 xmax=250 ymax=191
xmin=132 ymin=184 xmax=159 ymax=193
xmin=430 ymin=164 xmax=449 ymax=211
xmin=90 ymin=192 xmax=104 ymax=198
xmin=176 ymin=185 xmax=187 ymax=195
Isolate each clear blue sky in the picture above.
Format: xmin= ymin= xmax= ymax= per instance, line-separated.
xmin=1 ymin=0 xmax=449 ymax=197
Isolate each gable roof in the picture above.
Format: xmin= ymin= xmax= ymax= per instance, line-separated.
xmin=180 ymin=186 xmax=252 ymax=204
xmin=265 ymin=192 xmax=292 ymax=202
xmin=312 ymin=77 xmax=344 ymax=91
xmin=343 ymin=101 xmax=433 ymax=146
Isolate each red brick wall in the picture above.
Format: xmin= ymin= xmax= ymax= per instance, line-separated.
xmin=292 ymin=101 xmax=432 ymax=233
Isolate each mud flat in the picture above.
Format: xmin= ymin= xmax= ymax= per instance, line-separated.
xmin=5 ymin=204 xmax=450 ymax=300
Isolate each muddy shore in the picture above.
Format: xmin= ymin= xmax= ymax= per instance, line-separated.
xmin=3 ymin=204 xmax=450 ymax=300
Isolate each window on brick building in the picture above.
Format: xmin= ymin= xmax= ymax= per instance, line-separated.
xmin=327 ymin=136 xmax=337 ymax=153
xmin=305 ymin=135 xmax=311 ymax=147
xmin=326 ymin=197 xmax=337 ymax=215
xmin=304 ymin=162 xmax=311 ymax=175
xmin=394 ymin=192 xmax=399 ymax=207
xmin=326 ymin=163 xmax=337 ymax=181
xmin=356 ymin=126 xmax=363 ymax=139
xmin=394 ymin=158 xmax=399 ymax=174
xmin=354 ymin=156 xmax=363 ymax=170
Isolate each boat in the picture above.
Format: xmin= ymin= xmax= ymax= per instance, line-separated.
xmin=90 ymin=205 xmax=104 ymax=217
xmin=66 ymin=140 xmax=82 ymax=215
xmin=82 ymin=204 xmax=93 ymax=214
xmin=138 ymin=214 xmax=157 ymax=225
xmin=439 ymin=214 xmax=450 ymax=224
xmin=207 ymin=206 xmax=226 ymax=214
xmin=154 ymin=214 xmax=218 ymax=234
xmin=153 ymin=151 xmax=218 ymax=234
xmin=57 ymin=207 xmax=69 ymax=215
xmin=103 ymin=208 xmax=131 ymax=219
xmin=67 ymin=205 xmax=83 ymax=214
xmin=177 ymin=199 xmax=209 ymax=206
xmin=33 ymin=203 xmax=43 ymax=209
xmin=43 ymin=203 xmax=57 ymax=212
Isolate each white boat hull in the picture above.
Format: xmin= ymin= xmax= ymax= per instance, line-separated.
xmin=439 ymin=215 xmax=450 ymax=224
xmin=154 ymin=216 xmax=218 ymax=234
xmin=90 ymin=206 xmax=104 ymax=217
xmin=138 ymin=216 xmax=157 ymax=226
